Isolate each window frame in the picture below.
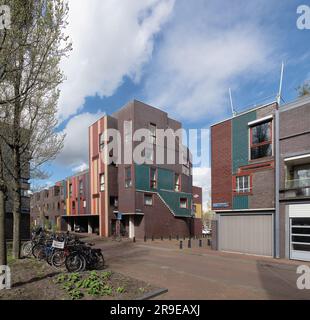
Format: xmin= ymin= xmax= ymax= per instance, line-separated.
xmin=79 ymin=180 xmax=83 ymax=195
xmin=149 ymin=123 xmax=156 ymax=144
xmin=249 ymin=120 xmax=273 ymax=160
xmin=99 ymin=133 xmax=105 ymax=152
xmin=233 ymin=174 xmax=252 ymax=194
xmin=144 ymin=193 xmax=153 ymax=206
xmin=100 ymin=173 xmax=105 ymax=192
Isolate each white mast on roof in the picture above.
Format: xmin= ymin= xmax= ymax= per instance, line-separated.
xmin=229 ymin=88 xmax=237 ymax=117
xmin=276 ymin=62 xmax=284 ymax=106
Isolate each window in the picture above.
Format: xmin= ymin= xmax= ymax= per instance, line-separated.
xmin=69 ymin=184 xmax=72 ymax=197
xmin=149 ymin=123 xmax=156 ymax=144
xmin=145 ymin=147 xmax=154 ymax=162
xmin=144 ymin=194 xmax=153 ymax=206
xmin=125 ymin=167 xmax=132 ymax=188
xmin=57 ymin=202 xmax=60 ymax=210
xmin=180 ymin=197 xmax=188 ymax=209
xmin=99 ymin=133 xmax=105 ymax=151
xmin=110 ymin=196 xmax=118 ymax=208
xmin=175 ymin=174 xmax=181 ymax=191
xmin=72 ymin=201 xmax=75 ymax=210
xmin=236 ymin=175 xmax=251 ymax=193
xmin=79 ymin=180 xmax=83 ymax=195
xmin=150 ymin=168 xmax=157 ymax=189
xmin=100 ymin=173 xmax=105 ymax=191
xmin=250 ymin=121 xmax=272 ymax=160
xmin=83 ymin=200 xmax=86 ymax=208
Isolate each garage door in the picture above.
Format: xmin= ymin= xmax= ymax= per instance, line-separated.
xmin=219 ymin=214 xmax=273 ymax=256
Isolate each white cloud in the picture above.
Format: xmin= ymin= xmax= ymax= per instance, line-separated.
xmin=56 ymin=111 xmax=105 ymax=168
xmin=193 ymin=166 xmax=211 ymax=211
xmin=59 ymin=0 xmax=175 ymax=120
xmin=72 ymin=162 xmax=89 ymax=173
xmin=144 ymin=0 xmax=277 ymax=121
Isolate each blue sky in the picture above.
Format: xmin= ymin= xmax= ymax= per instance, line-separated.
xmin=36 ymin=0 xmax=310 ymax=204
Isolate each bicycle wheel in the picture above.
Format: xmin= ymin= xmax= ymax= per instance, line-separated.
xmin=51 ymin=250 xmax=66 ymax=268
xmin=65 ymin=252 xmax=86 ymax=272
xmin=92 ymin=250 xmax=105 ymax=270
xmin=32 ymin=244 xmax=46 ymax=260
xmin=21 ymin=241 xmax=33 ymax=257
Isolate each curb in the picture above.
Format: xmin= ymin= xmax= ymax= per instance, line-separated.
xmin=136 ymin=288 xmax=168 ymax=300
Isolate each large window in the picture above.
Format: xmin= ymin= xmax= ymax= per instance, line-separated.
xmin=175 ymin=173 xmax=181 ymax=191
xmin=144 ymin=193 xmax=153 ymax=206
xmin=150 ymin=168 xmax=157 ymax=189
xmin=149 ymin=123 xmax=156 ymax=144
xmin=100 ymin=173 xmax=105 ymax=191
xmin=69 ymin=184 xmax=72 ymax=197
xmin=125 ymin=166 xmax=132 ymax=188
xmin=236 ymin=175 xmax=251 ymax=193
xmin=250 ymin=121 xmax=272 ymax=160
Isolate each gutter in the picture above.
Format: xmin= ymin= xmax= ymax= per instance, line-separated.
xmin=274 ymin=108 xmax=280 ymax=259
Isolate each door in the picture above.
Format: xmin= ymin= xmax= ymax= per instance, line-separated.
xmin=290 ymin=218 xmax=310 ymax=261
xmin=219 ymin=214 xmax=273 ymax=256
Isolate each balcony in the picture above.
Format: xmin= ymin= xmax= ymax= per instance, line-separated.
xmin=281 ymin=178 xmax=310 ymax=199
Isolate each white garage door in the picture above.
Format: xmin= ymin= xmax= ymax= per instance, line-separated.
xmin=219 ymin=214 xmax=273 ymax=256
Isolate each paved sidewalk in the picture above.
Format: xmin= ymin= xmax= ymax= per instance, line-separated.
xmin=84 ymin=236 xmax=310 ymax=300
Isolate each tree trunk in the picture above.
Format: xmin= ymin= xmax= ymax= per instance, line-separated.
xmin=0 ymin=187 xmax=7 ymax=266
xmin=0 ymin=147 xmax=7 ymax=265
xmin=12 ymin=149 xmax=21 ymax=259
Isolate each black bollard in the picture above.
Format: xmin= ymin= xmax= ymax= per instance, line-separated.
xmin=199 ymin=239 xmax=202 ymax=247
xmin=144 ymin=235 xmax=147 ymax=242
xmin=169 ymin=235 xmax=171 ymax=241
xmin=161 ymin=236 xmax=163 ymax=241
xmin=188 ymin=239 xmax=191 ymax=248
xmin=133 ymin=237 xmax=136 ymax=243
xmin=152 ymin=235 xmax=154 ymax=241
xmin=180 ymin=240 xmax=183 ymax=249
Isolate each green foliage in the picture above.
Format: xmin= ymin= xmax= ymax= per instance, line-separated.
xmin=116 ymin=286 xmax=125 ymax=294
xmin=55 ymin=271 xmax=115 ymax=299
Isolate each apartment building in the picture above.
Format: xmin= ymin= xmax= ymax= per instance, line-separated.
xmin=279 ymin=96 xmax=310 ymax=261
xmin=31 ymin=100 xmax=202 ymax=238
xmin=211 ymin=102 xmax=277 ymax=257
xmin=211 ymin=95 xmax=310 ymax=262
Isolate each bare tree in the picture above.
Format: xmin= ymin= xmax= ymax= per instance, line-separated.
xmin=297 ymin=80 xmax=310 ymax=97
xmin=0 ymin=0 xmax=71 ymax=258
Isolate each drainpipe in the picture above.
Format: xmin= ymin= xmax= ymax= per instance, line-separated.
xmin=275 ymin=108 xmax=280 ymax=259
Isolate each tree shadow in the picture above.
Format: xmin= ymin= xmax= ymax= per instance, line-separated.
xmin=12 ymin=271 xmax=61 ymax=288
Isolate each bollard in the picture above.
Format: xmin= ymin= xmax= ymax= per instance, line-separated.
xmin=180 ymin=240 xmax=183 ymax=249
xmin=161 ymin=236 xmax=163 ymax=241
xmin=188 ymin=239 xmax=191 ymax=248
xmin=144 ymin=235 xmax=147 ymax=242
xmin=152 ymin=235 xmax=154 ymax=241
xmin=133 ymin=237 xmax=136 ymax=243
xmin=208 ymin=239 xmax=211 ymax=246
xmin=169 ymin=235 xmax=171 ymax=241
xmin=199 ymin=239 xmax=202 ymax=247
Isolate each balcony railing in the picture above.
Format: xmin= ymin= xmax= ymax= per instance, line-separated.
xmin=283 ymin=178 xmax=310 ymax=197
